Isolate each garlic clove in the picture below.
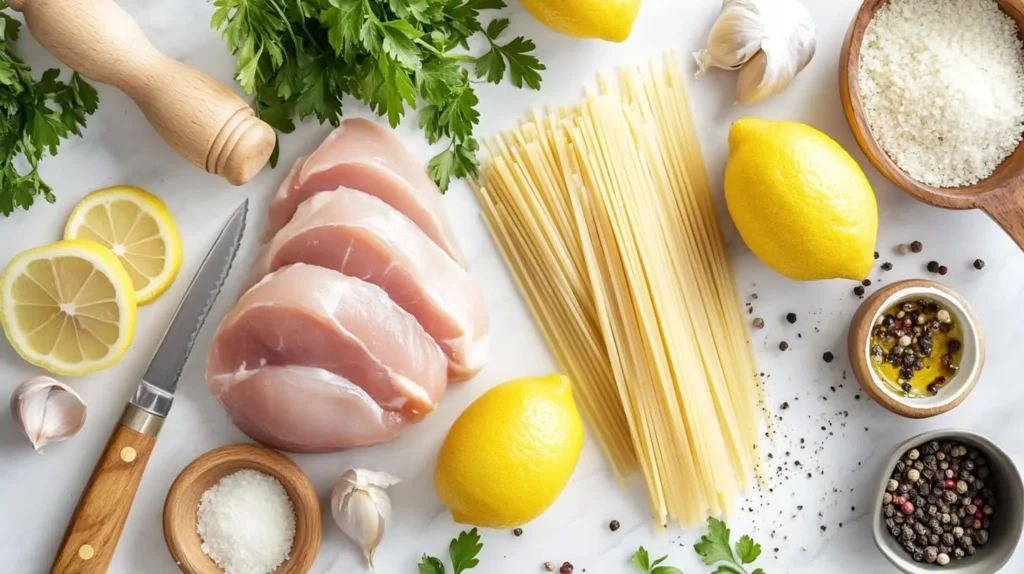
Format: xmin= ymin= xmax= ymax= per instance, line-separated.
xmin=330 ymin=469 xmax=400 ymax=569
xmin=10 ymin=376 xmax=87 ymax=452
xmin=693 ymin=0 xmax=765 ymax=74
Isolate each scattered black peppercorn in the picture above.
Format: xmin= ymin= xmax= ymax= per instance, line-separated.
xmin=781 ymin=402 xmax=789 ymax=410
xmin=513 ymin=528 xmax=523 ymax=537
xmin=779 ymin=341 xmax=789 ymax=351
xmin=938 ymin=265 xmax=948 ymax=276
xmin=927 ymin=261 xmax=940 ymax=273
xmin=862 ymin=279 xmax=872 ymax=287
xmin=854 ymin=286 xmax=866 ymax=297
xmin=823 ymin=352 xmax=834 ymax=363
xmin=609 ymin=520 xmax=620 ymax=532
xmin=786 ymin=312 xmax=797 ymax=324
xmin=875 ymin=251 xmax=880 ymax=259
xmin=560 ymin=562 xmax=574 ymax=574
xmin=753 ymin=317 xmax=765 ymax=329
xmin=910 ymin=241 xmax=923 ymax=253
xmin=882 ymin=262 xmax=893 ymax=271
xmin=973 ymin=259 xmax=985 ymax=270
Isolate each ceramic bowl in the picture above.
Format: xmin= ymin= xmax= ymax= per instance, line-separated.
xmin=848 ymin=279 xmax=984 ymax=418
xmin=873 ymin=430 xmax=1024 ymax=573
xmin=163 ymin=443 xmax=322 ymax=574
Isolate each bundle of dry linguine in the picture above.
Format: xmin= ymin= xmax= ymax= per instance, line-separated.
xmin=473 ymin=52 xmax=763 ymax=527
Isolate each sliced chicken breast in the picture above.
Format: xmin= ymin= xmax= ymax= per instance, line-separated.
xmin=248 ymin=189 xmax=489 ymax=381
xmin=208 ymin=365 xmax=408 ymax=452
xmin=263 ymin=118 xmax=467 ymax=266
xmin=206 ymin=264 xmax=447 ymax=421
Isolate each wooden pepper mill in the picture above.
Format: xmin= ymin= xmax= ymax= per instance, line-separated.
xmin=8 ymin=0 xmax=276 ymax=185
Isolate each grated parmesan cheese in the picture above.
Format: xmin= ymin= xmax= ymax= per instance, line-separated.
xmin=197 ymin=469 xmax=296 ymax=574
xmin=858 ymin=0 xmax=1024 ymax=188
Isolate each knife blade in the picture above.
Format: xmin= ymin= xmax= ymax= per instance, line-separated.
xmin=130 ymin=199 xmax=248 ymax=420
xmin=51 ymin=200 xmax=248 ymax=574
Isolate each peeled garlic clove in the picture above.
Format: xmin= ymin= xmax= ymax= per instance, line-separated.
xmin=10 ymin=376 xmax=87 ymax=451
xmin=330 ymin=469 xmax=400 ymax=568
xmin=693 ymin=0 xmax=765 ymax=74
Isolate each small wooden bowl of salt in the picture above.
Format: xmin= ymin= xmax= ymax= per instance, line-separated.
xmin=840 ymin=0 xmax=1024 ymax=250
xmin=163 ymin=444 xmax=321 ymax=574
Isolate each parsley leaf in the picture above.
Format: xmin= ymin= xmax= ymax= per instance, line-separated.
xmin=632 ymin=546 xmax=684 ymax=574
xmin=420 ymin=529 xmax=483 ymax=574
xmin=418 ymin=555 xmax=445 ymax=574
xmin=211 ymin=0 xmax=544 ymax=191
xmin=0 ymin=3 xmax=98 ymax=216
xmin=694 ymin=518 xmax=766 ymax=574
xmin=735 ymin=535 xmax=761 ymax=564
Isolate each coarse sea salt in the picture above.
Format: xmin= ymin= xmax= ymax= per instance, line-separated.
xmin=197 ymin=469 xmax=296 ymax=574
xmin=858 ymin=0 xmax=1024 ymax=188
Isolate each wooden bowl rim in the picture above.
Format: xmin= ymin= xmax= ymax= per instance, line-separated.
xmin=847 ymin=279 xmax=985 ymax=419
xmin=162 ymin=443 xmax=322 ymax=574
xmin=839 ymin=0 xmax=1024 ymax=209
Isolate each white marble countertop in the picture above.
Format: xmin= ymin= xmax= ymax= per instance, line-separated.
xmin=2 ymin=0 xmax=1023 ymax=572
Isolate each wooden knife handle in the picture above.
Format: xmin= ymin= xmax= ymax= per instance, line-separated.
xmin=51 ymin=405 xmax=161 ymax=573
xmin=7 ymin=0 xmax=275 ymax=185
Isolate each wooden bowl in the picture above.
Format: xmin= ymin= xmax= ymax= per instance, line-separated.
xmin=848 ymin=279 xmax=984 ymax=418
xmin=840 ymin=0 xmax=1024 ymax=250
xmin=163 ymin=444 xmax=322 ymax=574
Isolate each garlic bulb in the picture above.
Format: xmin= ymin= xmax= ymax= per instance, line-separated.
xmin=694 ymin=0 xmax=816 ymax=104
xmin=10 ymin=376 xmax=87 ymax=451
xmin=330 ymin=469 xmax=400 ymax=568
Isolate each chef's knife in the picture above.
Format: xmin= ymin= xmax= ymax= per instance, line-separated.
xmin=51 ymin=200 xmax=248 ymax=573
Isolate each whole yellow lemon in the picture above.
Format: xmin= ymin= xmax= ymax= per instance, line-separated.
xmin=724 ymin=117 xmax=878 ymax=281
xmin=520 ymin=0 xmax=641 ymax=43
xmin=434 ymin=374 xmax=584 ymax=528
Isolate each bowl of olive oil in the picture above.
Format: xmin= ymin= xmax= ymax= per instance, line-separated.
xmin=849 ymin=279 xmax=984 ymax=418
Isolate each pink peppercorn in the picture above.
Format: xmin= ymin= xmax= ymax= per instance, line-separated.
xmin=974 ymin=497 xmax=983 ymax=506
xmin=901 ymin=502 xmax=915 ymax=514
xmin=943 ymin=479 xmax=956 ymax=490
xmin=975 ymin=510 xmax=984 ymax=519
xmin=974 ymin=519 xmax=982 ymax=530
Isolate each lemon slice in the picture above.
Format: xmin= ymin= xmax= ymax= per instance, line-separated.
xmin=0 ymin=240 xmax=138 ymax=376
xmin=64 ymin=186 xmax=183 ymax=305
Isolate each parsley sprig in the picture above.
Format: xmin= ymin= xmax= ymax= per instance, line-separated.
xmin=693 ymin=518 xmax=765 ymax=574
xmin=418 ymin=528 xmax=483 ymax=574
xmin=210 ymin=0 xmax=545 ymax=190
xmin=0 ymin=3 xmax=98 ymax=216
xmin=632 ymin=546 xmax=684 ymax=574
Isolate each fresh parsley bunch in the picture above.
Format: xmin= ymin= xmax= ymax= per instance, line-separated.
xmin=0 ymin=3 xmax=98 ymax=216
xmin=210 ymin=0 xmax=545 ymax=191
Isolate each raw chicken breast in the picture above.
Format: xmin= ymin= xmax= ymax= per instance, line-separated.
xmin=206 ymin=264 xmax=447 ymax=423
xmin=208 ymin=365 xmax=407 ymax=452
xmin=248 ymin=189 xmax=489 ymax=381
xmin=263 ymin=118 xmax=466 ymax=266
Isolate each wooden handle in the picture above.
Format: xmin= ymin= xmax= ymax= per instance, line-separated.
xmin=8 ymin=0 xmax=275 ymax=185
xmin=981 ymin=182 xmax=1024 ymax=251
xmin=51 ymin=407 xmax=159 ymax=573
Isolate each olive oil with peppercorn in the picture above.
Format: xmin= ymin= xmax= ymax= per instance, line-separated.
xmin=869 ymin=298 xmax=963 ymax=397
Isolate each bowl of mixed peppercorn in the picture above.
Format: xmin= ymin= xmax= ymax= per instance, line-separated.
xmin=849 ymin=279 xmax=984 ymax=418
xmin=874 ymin=430 xmax=1023 ymax=573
